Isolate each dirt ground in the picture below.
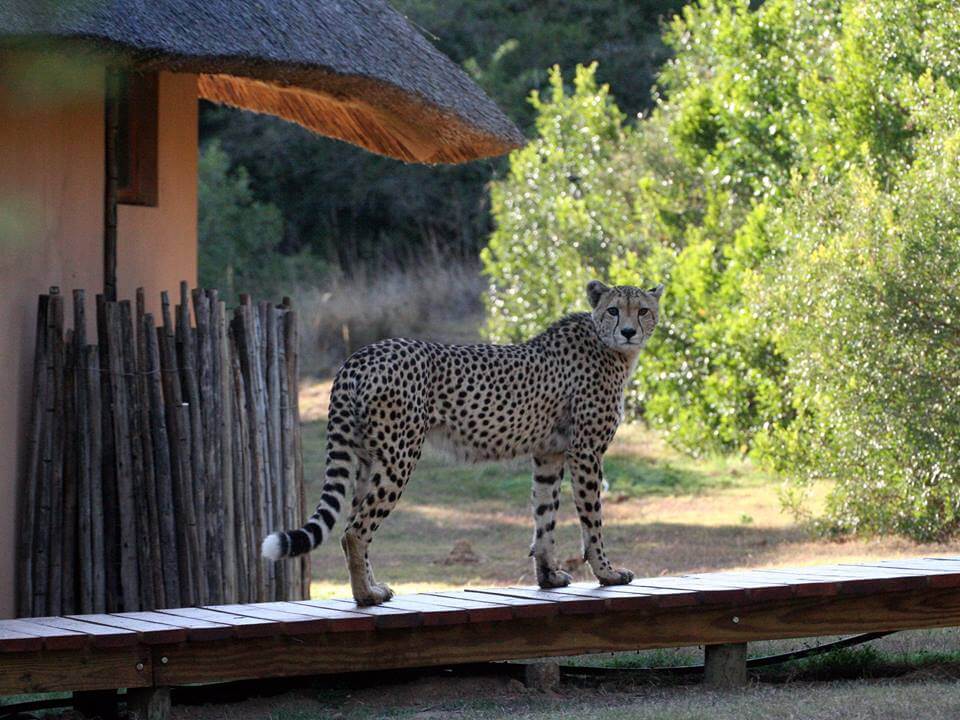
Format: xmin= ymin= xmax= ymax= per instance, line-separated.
xmin=169 ymin=655 xmax=960 ymax=720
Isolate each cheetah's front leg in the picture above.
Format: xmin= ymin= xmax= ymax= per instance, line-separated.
xmin=529 ymin=453 xmax=571 ymax=588
xmin=567 ymin=447 xmax=633 ymax=586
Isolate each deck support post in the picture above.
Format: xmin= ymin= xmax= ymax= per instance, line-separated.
xmin=704 ymin=643 xmax=747 ymax=688
xmin=74 ymin=689 xmax=119 ymax=719
xmin=126 ymin=686 xmax=171 ymax=720
xmin=523 ymin=661 xmax=560 ymax=691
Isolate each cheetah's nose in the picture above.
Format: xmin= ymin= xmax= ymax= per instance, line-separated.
xmin=621 ymin=327 xmax=637 ymax=340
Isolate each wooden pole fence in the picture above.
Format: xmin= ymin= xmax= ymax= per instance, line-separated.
xmin=15 ymin=285 xmax=307 ymax=616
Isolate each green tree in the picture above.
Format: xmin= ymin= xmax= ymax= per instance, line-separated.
xmin=756 ymin=76 xmax=960 ymax=540
xmin=482 ymin=64 xmax=644 ymax=343
xmin=198 ymin=141 xmax=325 ymax=303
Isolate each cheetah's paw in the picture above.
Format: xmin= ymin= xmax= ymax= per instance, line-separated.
xmin=597 ymin=568 xmax=634 ymax=586
xmin=537 ymin=567 xmax=573 ymax=589
xmin=354 ymin=582 xmax=394 ymax=606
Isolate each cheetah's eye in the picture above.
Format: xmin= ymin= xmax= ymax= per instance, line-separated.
xmin=638 ymin=308 xmax=650 ymax=317
xmin=606 ymin=307 xmax=619 ymax=317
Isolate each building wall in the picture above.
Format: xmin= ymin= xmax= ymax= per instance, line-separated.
xmin=118 ymin=71 xmax=198 ymax=307
xmin=0 ymin=54 xmax=197 ymax=618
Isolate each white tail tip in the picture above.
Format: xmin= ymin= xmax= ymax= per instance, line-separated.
xmin=261 ymin=533 xmax=283 ymax=561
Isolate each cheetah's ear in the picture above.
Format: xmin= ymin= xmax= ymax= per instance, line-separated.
xmin=586 ymin=280 xmax=610 ymax=309
xmin=648 ymin=283 xmax=665 ymax=300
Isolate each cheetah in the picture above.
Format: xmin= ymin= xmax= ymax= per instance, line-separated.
xmin=262 ymin=280 xmax=664 ymax=606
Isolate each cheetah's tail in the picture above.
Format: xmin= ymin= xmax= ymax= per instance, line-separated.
xmin=261 ymin=383 xmax=359 ymax=561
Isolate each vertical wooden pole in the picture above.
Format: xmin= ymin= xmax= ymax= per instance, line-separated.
xmin=121 ymin=300 xmax=154 ymax=610
xmin=277 ymin=309 xmax=295 ymax=598
xmin=177 ymin=283 xmax=206 ymax=601
xmin=97 ymin=294 xmax=120 ymax=611
xmin=205 ymin=290 xmax=225 ymax=602
xmin=103 ymin=68 xmax=120 ymax=303
xmin=216 ymin=299 xmax=238 ymax=602
xmin=265 ymin=303 xmax=283 ymax=598
xmin=144 ymin=313 xmax=181 ymax=607
xmin=47 ymin=288 xmax=65 ymax=615
xmin=230 ymin=316 xmax=252 ymax=603
xmin=238 ymin=297 xmax=269 ymax=600
xmin=160 ymin=292 xmax=195 ymax=606
xmin=193 ymin=288 xmax=222 ymax=602
xmin=21 ymin=295 xmax=49 ymax=616
xmin=283 ymin=299 xmax=309 ymax=598
xmin=105 ymin=302 xmax=140 ymax=611
xmin=85 ymin=344 xmax=106 ymax=613
xmin=74 ymin=291 xmax=96 ymax=614
xmin=136 ymin=290 xmax=165 ymax=608
xmin=174 ymin=400 xmax=204 ymax=604
xmin=61 ymin=328 xmax=78 ymax=614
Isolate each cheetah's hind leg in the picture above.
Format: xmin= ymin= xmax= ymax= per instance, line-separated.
xmin=341 ymin=441 xmax=423 ymax=605
xmin=530 ymin=453 xmax=572 ymax=589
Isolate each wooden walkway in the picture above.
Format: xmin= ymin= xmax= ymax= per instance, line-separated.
xmin=3 ymin=556 xmax=960 ymax=700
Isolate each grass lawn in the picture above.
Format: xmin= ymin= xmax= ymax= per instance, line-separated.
xmin=167 ymin=380 xmax=960 ymax=720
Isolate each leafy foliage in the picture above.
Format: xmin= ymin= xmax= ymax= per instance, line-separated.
xmin=485 ymin=0 xmax=960 ymax=539
xmin=758 ymin=79 xmax=960 ymax=540
xmin=198 ymin=141 xmax=326 ymax=304
xmin=482 ymin=64 xmax=640 ymax=343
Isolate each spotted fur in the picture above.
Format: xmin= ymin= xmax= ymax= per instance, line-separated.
xmin=262 ymin=281 xmax=664 ymax=605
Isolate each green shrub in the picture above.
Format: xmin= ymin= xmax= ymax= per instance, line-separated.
xmin=482 ymin=63 xmax=644 ymax=344
xmin=485 ymin=0 xmax=960 ymax=538
xmin=198 ymin=141 xmax=327 ymax=304
xmin=756 ymin=80 xmax=960 ymax=540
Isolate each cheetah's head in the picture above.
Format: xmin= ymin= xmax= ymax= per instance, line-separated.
xmin=586 ymin=280 xmax=664 ymax=353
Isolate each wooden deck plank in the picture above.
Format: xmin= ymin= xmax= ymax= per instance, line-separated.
xmin=117 ymin=610 xmax=234 ymax=641
xmin=204 ymin=604 xmax=333 ymax=635
xmin=0 ymin=619 xmax=88 ymax=651
xmin=376 ymin=598 xmax=470 ymax=627
xmin=622 ymin=578 xmax=749 ymax=604
xmin=424 ymin=590 xmax=557 ymax=619
xmin=707 ymin=571 xmax=845 ymax=598
xmin=469 ymin=587 xmax=600 ymax=615
xmin=574 ymin=583 xmax=699 ymax=608
xmin=66 ymin=613 xmax=187 ymax=644
xmin=157 ymin=607 xmax=280 ymax=639
xmin=684 ymin=572 xmax=801 ymax=601
xmin=415 ymin=592 xmax=515 ymax=623
xmin=529 ymin=585 xmax=659 ymax=611
xmin=877 ymin=559 xmax=960 ymax=571
xmin=0 ymin=625 xmax=44 ymax=653
xmin=758 ymin=566 xmax=931 ymax=593
xmin=29 ymin=616 xmax=139 ymax=648
xmin=848 ymin=560 xmax=960 ymax=589
xmin=299 ymin=598 xmax=423 ymax=630
xmin=257 ymin=602 xmax=376 ymax=632
xmin=837 ymin=564 xmax=945 ymax=577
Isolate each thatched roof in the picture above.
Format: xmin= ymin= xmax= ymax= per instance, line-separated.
xmin=0 ymin=0 xmax=524 ymax=164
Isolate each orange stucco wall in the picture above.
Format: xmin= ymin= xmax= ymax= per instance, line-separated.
xmin=118 ymin=71 xmax=198 ymax=308
xmin=0 ymin=53 xmax=197 ymax=618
